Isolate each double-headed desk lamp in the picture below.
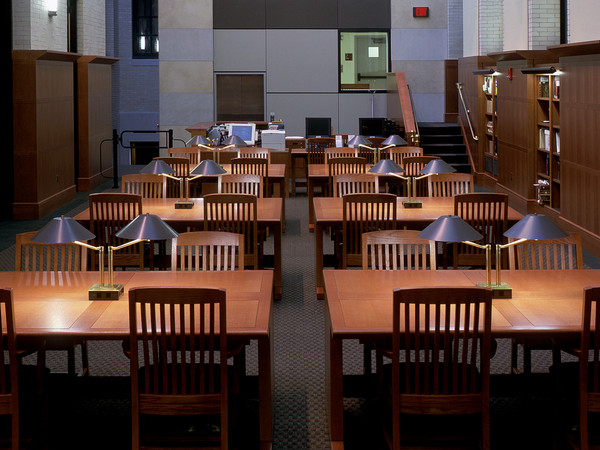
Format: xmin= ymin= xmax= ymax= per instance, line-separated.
xmin=347 ymin=134 xmax=409 ymax=164
xmin=187 ymin=134 xmax=212 ymax=149
xmin=141 ymin=158 xmax=226 ymax=209
xmin=418 ymin=213 xmax=568 ymax=298
xmin=30 ymin=214 xmax=178 ymax=300
xmin=369 ymin=158 xmax=456 ymax=208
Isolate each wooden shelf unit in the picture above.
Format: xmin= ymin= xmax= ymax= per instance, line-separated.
xmin=481 ymin=74 xmax=498 ymax=178
xmin=534 ymin=73 xmax=561 ymax=210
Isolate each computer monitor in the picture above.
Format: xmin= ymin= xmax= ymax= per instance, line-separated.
xmin=226 ymin=123 xmax=256 ymax=145
xmin=305 ymin=117 xmax=332 ymax=138
xmin=359 ymin=117 xmax=386 ymax=137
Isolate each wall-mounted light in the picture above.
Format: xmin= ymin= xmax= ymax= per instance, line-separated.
xmin=472 ymin=68 xmax=495 ymax=75
xmin=520 ymin=66 xmax=556 ymax=74
xmin=48 ymin=0 xmax=58 ymax=16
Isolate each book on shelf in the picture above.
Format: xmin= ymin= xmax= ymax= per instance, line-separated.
xmin=538 ymin=76 xmax=550 ymax=97
xmin=555 ymin=131 xmax=560 ymax=154
xmin=486 ymin=100 xmax=493 ymax=114
xmin=553 ymin=77 xmax=560 ymax=100
xmin=539 ymin=128 xmax=550 ymax=150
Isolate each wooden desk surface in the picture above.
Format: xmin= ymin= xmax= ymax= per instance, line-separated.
xmin=2 ymin=270 xmax=273 ymax=339
xmin=324 ymin=268 xmax=599 ymax=446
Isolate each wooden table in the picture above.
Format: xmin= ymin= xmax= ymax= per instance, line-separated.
xmin=0 ymin=270 xmax=274 ymax=447
xmin=324 ymin=268 xmax=600 ymax=448
xmin=74 ymin=197 xmax=283 ymax=300
xmin=313 ymin=196 xmax=524 ymax=299
xmin=290 ymin=148 xmax=307 ymax=196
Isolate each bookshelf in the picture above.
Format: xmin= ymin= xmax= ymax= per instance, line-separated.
xmin=482 ymin=74 xmax=498 ymax=177
xmin=535 ymin=73 xmax=560 ymax=209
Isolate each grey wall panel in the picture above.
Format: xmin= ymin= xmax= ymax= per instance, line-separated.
xmin=338 ymin=93 xmax=388 ymax=135
xmin=338 ymin=0 xmax=390 ymax=29
xmin=391 ymin=28 xmax=448 ymax=60
xmin=266 ymin=93 xmax=339 ymax=137
xmin=266 ymin=29 xmax=339 ymax=93
xmin=214 ymin=30 xmax=267 ymax=71
xmin=411 ymin=93 xmax=445 ymax=122
xmin=265 ymin=0 xmax=337 ymax=29
xmin=159 ymin=29 xmax=213 ymax=61
xmin=213 ymin=0 xmax=266 ymax=29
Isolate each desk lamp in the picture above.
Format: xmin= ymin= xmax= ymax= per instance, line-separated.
xmin=368 ymin=159 xmax=412 ymax=205
xmin=178 ymin=159 xmax=228 ymax=209
xmin=104 ymin=214 xmax=179 ymax=299
xmin=399 ymin=158 xmax=457 ymax=208
xmin=380 ymin=134 xmax=408 ymax=150
xmin=418 ymin=215 xmax=492 ymax=287
xmin=348 ymin=135 xmax=380 ymax=163
xmin=217 ymin=135 xmax=247 ymax=164
xmin=493 ymin=213 xmax=569 ymax=298
xmin=187 ymin=135 xmax=212 ymax=149
xmin=30 ymin=216 xmax=107 ymax=300
xmin=140 ymin=160 xmax=193 ymax=209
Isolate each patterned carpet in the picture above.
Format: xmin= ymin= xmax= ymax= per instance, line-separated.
xmin=0 ymin=173 xmax=595 ymax=449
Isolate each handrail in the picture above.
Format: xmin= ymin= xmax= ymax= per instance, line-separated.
xmin=456 ymin=82 xmax=478 ymax=141
xmin=406 ymin=84 xmax=420 ymax=146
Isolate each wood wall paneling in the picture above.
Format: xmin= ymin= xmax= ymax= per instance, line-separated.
xmin=77 ymin=56 xmax=118 ymax=191
xmin=12 ymin=51 xmax=79 ymax=220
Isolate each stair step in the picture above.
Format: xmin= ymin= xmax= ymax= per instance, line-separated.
xmin=420 ymin=135 xmax=464 ymax=145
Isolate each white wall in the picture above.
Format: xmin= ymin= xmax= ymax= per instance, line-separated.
xmin=503 ymin=0 xmax=528 ymax=51
xmin=462 ymin=0 xmax=479 ymax=57
xmin=569 ymin=0 xmax=600 ymax=42
xmin=12 ymin=0 xmax=68 ymax=51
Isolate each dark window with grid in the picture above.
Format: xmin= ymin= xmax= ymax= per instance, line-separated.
xmin=132 ymin=0 xmax=158 ymax=58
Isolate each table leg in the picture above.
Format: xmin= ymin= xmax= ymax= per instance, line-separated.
xmin=315 ymin=222 xmax=325 ymax=299
xmin=279 ymin=179 xmax=286 ymax=233
xmin=326 ymin=307 xmax=344 ymax=445
xmin=308 ymin=177 xmax=315 ymax=233
xmin=273 ymin=221 xmax=282 ymax=300
xmin=291 ymin=154 xmax=297 ymax=196
xmin=258 ymin=318 xmax=273 ymax=447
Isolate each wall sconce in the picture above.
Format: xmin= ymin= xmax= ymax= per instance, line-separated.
xmin=48 ymin=0 xmax=58 ymax=16
xmin=520 ymin=66 xmax=556 ymax=74
xmin=472 ymin=68 xmax=495 ymax=75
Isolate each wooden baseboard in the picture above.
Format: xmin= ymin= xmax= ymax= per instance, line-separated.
xmin=13 ymin=185 xmax=77 ymax=220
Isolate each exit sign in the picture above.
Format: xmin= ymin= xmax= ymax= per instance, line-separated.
xmin=413 ymin=7 xmax=429 ymax=17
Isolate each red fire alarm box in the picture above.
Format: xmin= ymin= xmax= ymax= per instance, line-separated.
xmin=413 ymin=7 xmax=429 ymax=18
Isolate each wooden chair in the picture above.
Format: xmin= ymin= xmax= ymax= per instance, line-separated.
xmin=239 ymin=147 xmax=271 ymax=164
xmin=387 ymin=146 xmax=423 ymax=165
xmin=0 ymin=288 xmax=23 ymax=450
xmin=333 ymin=173 xmax=379 ymax=197
xmin=15 ymin=231 xmax=88 ymax=273
xmin=576 ymin=286 xmax=600 ymax=450
xmin=230 ymin=157 xmax=269 ymax=197
xmin=203 ymin=193 xmax=260 ymax=270
xmin=129 ymin=287 xmax=229 ymax=449
xmin=384 ymin=286 xmax=492 ymax=450
xmin=402 ymin=156 xmax=440 ymax=197
xmin=341 ymin=193 xmax=397 ymax=268
xmin=508 ymin=232 xmax=583 ymax=375
xmin=428 ymin=172 xmax=474 ymax=197
xmin=153 ymin=156 xmax=190 ymax=198
xmin=171 ymin=231 xmax=244 ymax=272
xmin=325 ymin=147 xmax=357 ymax=162
xmin=327 ymin=157 xmax=367 ymax=196
xmin=15 ymin=232 xmax=90 ymax=377
xmin=306 ymin=137 xmax=336 ymax=165
xmin=453 ymin=192 xmax=509 ymax=269
xmin=362 ymin=230 xmax=437 ymax=271
xmin=218 ymin=173 xmax=262 ymax=198
xmin=168 ymin=147 xmax=200 ymax=165
xmin=122 ymin=173 xmax=167 ymax=199
xmin=88 ymin=192 xmax=145 ymax=271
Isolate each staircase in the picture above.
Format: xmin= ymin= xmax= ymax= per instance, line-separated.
xmin=418 ymin=122 xmax=471 ymax=173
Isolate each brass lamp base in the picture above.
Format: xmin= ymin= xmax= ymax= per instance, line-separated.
xmin=402 ymin=200 xmax=423 ymax=208
xmin=174 ymin=200 xmax=194 ymax=209
xmin=89 ymin=283 xmax=124 ymax=301
xmin=477 ymin=282 xmax=512 ymax=299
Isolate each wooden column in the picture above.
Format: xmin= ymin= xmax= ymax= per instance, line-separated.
xmin=77 ymin=55 xmax=119 ymax=191
xmin=12 ymin=50 xmax=79 ymax=220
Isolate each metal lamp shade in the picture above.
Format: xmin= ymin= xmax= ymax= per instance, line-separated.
xmin=382 ymin=134 xmax=408 ymax=146
xmin=31 ymin=216 xmax=95 ymax=243
xmin=420 ymin=159 xmax=457 ymax=175
xmin=222 ymin=135 xmax=247 ymax=147
xmin=368 ymin=158 xmax=405 ymax=175
xmin=418 ymin=215 xmax=483 ymax=243
xmin=190 ymin=159 xmax=227 ymax=176
xmin=139 ymin=159 xmax=176 ymax=175
xmin=504 ymin=214 xmax=568 ymax=240
xmin=115 ymin=214 xmax=179 ymax=241
xmin=347 ymin=135 xmax=373 ymax=148
xmin=188 ymin=135 xmax=211 ymax=147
